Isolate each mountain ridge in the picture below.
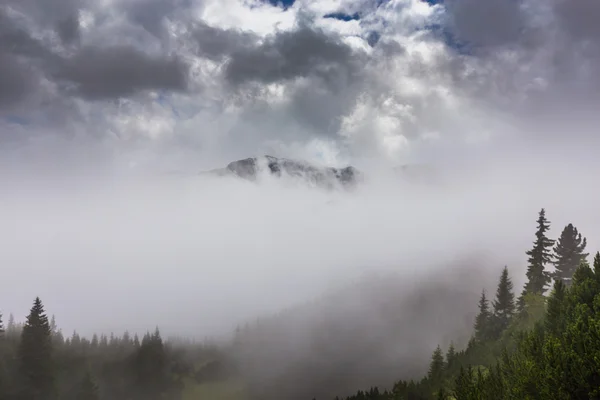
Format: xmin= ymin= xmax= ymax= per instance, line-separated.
xmin=200 ymin=155 xmax=440 ymax=189
xmin=206 ymin=155 xmax=362 ymax=189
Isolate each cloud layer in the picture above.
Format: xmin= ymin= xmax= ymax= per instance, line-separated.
xmin=2 ymin=0 xmax=600 ymax=340
xmin=1 ymin=0 xmax=599 ymax=169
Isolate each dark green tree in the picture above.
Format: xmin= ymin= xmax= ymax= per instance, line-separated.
xmin=453 ymin=366 xmax=474 ymax=400
xmin=75 ymin=370 xmax=99 ymax=400
xmin=428 ymin=345 xmax=445 ymax=384
xmin=545 ymin=279 xmax=567 ymax=336
xmin=473 ymin=290 xmax=491 ymax=342
xmin=524 ymin=208 xmax=554 ymax=295
xmin=446 ymin=342 xmax=456 ymax=369
xmin=436 ymin=386 xmax=448 ymax=400
xmin=131 ymin=328 xmax=174 ymax=400
xmin=491 ymin=266 xmax=515 ymax=337
xmin=0 ymin=312 xmax=4 ymax=337
xmin=17 ymin=297 xmax=55 ymax=400
xmin=552 ymin=223 xmax=588 ymax=286
xmin=516 ymin=288 xmax=527 ymax=314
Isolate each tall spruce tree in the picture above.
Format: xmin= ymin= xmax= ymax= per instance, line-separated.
xmin=132 ymin=328 xmax=171 ymax=400
xmin=491 ymin=266 xmax=515 ymax=337
xmin=524 ymin=208 xmax=554 ymax=295
xmin=76 ymin=370 xmax=99 ymax=400
xmin=445 ymin=342 xmax=457 ymax=370
xmin=552 ymin=223 xmax=589 ymax=286
xmin=474 ymin=290 xmax=491 ymax=342
xmin=516 ymin=288 xmax=528 ymax=314
xmin=428 ymin=345 xmax=445 ymax=384
xmin=17 ymin=297 xmax=55 ymax=400
xmin=0 ymin=312 xmax=4 ymax=337
xmin=545 ymin=279 xmax=567 ymax=336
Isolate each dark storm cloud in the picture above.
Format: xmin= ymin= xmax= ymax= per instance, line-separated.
xmin=125 ymin=0 xmax=195 ymax=37
xmin=3 ymin=0 xmax=86 ymax=24
xmin=0 ymin=3 xmax=192 ymax=109
xmin=0 ymin=9 xmax=53 ymax=60
xmin=192 ymin=21 xmax=257 ymax=61
xmin=288 ymin=80 xmax=363 ymax=135
xmin=444 ymin=0 xmax=525 ymax=48
xmin=225 ymin=26 xmax=362 ymax=86
xmin=56 ymin=46 xmax=189 ymax=100
xmin=0 ymin=8 xmax=48 ymax=110
xmin=56 ymin=14 xmax=80 ymax=44
xmin=0 ymin=53 xmax=36 ymax=110
xmin=553 ymin=0 xmax=600 ymax=42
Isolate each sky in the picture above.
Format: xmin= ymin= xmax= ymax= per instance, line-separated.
xmin=1 ymin=0 xmax=600 ymax=338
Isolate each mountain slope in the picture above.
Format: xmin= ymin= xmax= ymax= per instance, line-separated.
xmin=207 ymin=155 xmax=361 ymax=189
xmin=226 ymin=256 xmax=497 ymax=400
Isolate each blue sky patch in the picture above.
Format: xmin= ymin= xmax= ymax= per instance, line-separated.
xmin=5 ymin=115 xmax=30 ymax=126
xmin=266 ymin=0 xmax=295 ymax=9
xmin=323 ymin=12 xmax=360 ymax=22
xmin=425 ymin=22 xmax=472 ymax=55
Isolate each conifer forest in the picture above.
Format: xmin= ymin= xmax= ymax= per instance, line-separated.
xmin=2 ymin=208 xmax=600 ymax=400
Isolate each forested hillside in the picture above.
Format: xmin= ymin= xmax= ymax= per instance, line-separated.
xmin=336 ymin=209 xmax=600 ymax=400
xmin=0 ymin=300 xmax=227 ymax=400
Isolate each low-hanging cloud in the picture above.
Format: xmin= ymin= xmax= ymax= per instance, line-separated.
xmin=2 ymin=141 xmax=600 ymax=339
xmin=1 ymin=0 xmax=600 ymax=355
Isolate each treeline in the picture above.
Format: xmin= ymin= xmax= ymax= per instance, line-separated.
xmin=0 ymin=297 xmax=217 ymax=400
xmin=334 ymin=208 xmax=599 ymax=400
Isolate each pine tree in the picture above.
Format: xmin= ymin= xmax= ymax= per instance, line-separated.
xmin=91 ymin=334 xmax=99 ymax=349
xmin=545 ymin=279 xmax=567 ymax=336
xmin=428 ymin=345 xmax=445 ymax=384
xmin=474 ymin=290 xmax=491 ymax=342
xmin=516 ymin=288 xmax=527 ymax=314
xmin=446 ymin=342 xmax=456 ymax=369
xmin=49 ymin=315 xmax=57 ymax=334
xmin=6 ymin=314 xmax=15 ymax=336
xmin=524 ymin=208 xmax=554 ymax=295
xmin=453 ymin=366 xmax=473 ymax=399
xmin=491 ymin=266 xmax=515 ymax=337
xmin=437 ymin=386 xmax=448 ymax=400
xmin=0 ymin=312 xmax=4 ymax=337
xmin=17 ymin=297 xmax=55 ymax=400
xmin=76 ymin=370 xmax=99 ymax=400
xmin=552 ymin=223 xmax=589 ymax=286
xmin=593 ymin=252 xmax=600 ymax=278
xmin=132 ymin=328 xmax=171 ymax=400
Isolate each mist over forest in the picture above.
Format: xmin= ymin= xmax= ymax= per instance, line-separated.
xmin=2 ymin=0 xmax=600 ymax=398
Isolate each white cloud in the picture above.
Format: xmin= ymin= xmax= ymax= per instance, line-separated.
xmin=199 ymin=0 xmax=296 ymax=36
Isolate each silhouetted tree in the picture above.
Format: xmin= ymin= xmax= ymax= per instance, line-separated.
xmin=474 ymin=290 xmax=492 ymax=342
xmin=428 ymin=345 xmax=445 ymax=384
xmin=74 ymin=370 xmax=99 ymax=400
xmin=491 ymin=266 xmax=515 ymax=337
xmin=524 ymin=208 xmax=554 ymax=295
xmin=17 ymin=297 xmax=55 ymax=400
xmin=545 ymin=279 xmax=567 ymax=336
xmin=446 ymin=343 xmax=457 ymax=370
xmin=552 ymin=223 xmax=589 ymax=286
xmin=132 ymin=328 xmax=173 ymax=400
